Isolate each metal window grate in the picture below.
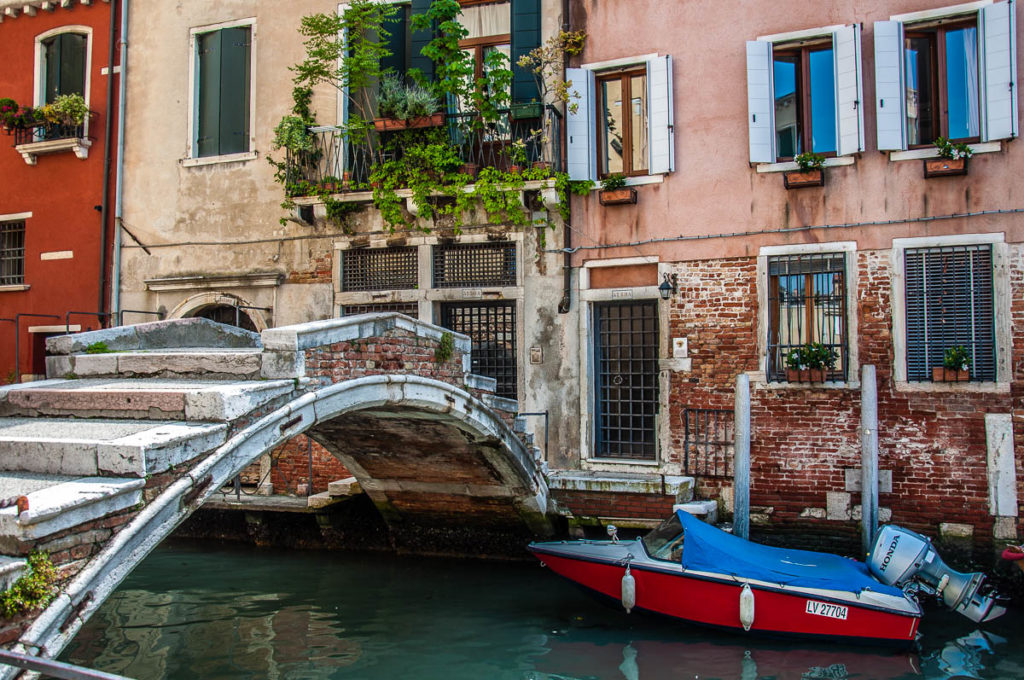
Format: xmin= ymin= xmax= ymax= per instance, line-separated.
xmin=440 ymin=301 xmax=517 ymax=399
xmin=594 ymin=301 xmax=659 ymax=461
xmin=341 ymin=302 xmax=419 ymax=319
xmin=432 ymin=242 xmax=516 ymax=289
xmin=341 ymin=247 xmax=418 ymax=292
xmin=766 ymin=253 xmax=848 ymax=381
xmin=683 ymin=408 xmax=734 ymax=477
xmin=0 ymin=221 xmax=25 ymax=286
xmin=905 ymin=244 xmax=995 ymax=381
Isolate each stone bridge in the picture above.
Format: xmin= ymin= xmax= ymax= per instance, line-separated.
xmin=0 ymin=314 xmax=552 ymax=669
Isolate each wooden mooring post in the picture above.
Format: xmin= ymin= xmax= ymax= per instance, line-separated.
xmin=861 ymin=365 xmax=879 ymax=556
xmin=734 ymin=373 xmax=751 ymax=540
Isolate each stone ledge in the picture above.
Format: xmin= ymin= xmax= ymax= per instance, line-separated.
xmin=548 ymin=470 xmax=694 ymax=498
xmin=0 ymin=477 xmax=144 ymax=543
xmin=261 ymin=313 xmax=471 ymax=354
xmin=46 ymin=318 xmax=261 ymax=355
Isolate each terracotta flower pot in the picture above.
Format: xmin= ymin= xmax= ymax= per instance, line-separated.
xmin=784 ymin=168 xmax=825 ymax=189
xmin=786 ymin=368 xmax=826 ymax=383
xmin=924 ymin=157 xmax=967 ymax=178
xmin=599 ymin=187 xmax=637 ymax=205
xmin=932 ymin=367 xmax=970 ymax=382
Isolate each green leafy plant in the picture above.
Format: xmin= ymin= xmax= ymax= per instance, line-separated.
xmin=601 ymin=173 xmax=627 ymax=190
xmin=554 ymin=172 xmax=594 ymax=223
xmin=943 ymin=345 xmax=971 ymax=371
xmin=794 ymin=151 xmax=826 ymax=171
xmin=85 ymin=341 xmax=111 ymax=354
xmin=785 ymin=342 xmax=838 ymax=370
xmin=516 ymin=30 xmax=587 ymax=113
xmin=52 ymin=93 xmax=88 ymax=125
xmin=933 ymin=137 xmax=972 ymax=160
xmin=410 ymin=0 xmax=475 ymax=105
xmin=377 ymin=74 xmax=440 ymax=120
xmin=435 ymin=331 xmax=455 ymax=363
xmin=0 ymin=98 xmax=19 ymax=129
xmin=0 ymin=552 xmax=57 ymax=619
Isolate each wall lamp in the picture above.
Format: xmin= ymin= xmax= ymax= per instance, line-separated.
xmin=658 ymin=273 xmax=678 ymax=300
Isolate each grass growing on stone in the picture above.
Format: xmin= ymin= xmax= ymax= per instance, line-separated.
xmin=84 ymin=341 xmax=112 ymax=354
xmin=0 ymin=552 xmax=57 ymax=618
xmin=435 ymin=332 xmax=454 ymax=363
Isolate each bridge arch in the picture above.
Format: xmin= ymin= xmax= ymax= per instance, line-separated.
xmin=16 ymin=374 xmax=550 ymax=661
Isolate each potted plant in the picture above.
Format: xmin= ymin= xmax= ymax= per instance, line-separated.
xmin=515 ymin=30 xmax=586 ymax=159
xmin=933 ymin=345 xmax=971 ymax=382
xmin=598 ymin=173 xmax=636 ymax=205
xmin=784 ymin=152 xmax=826 ymax=189
xmin=785 ymin=342 xmax=837 ymax=383
xmin=0 ymin=98 xmax=19 ymax=133
xmin=52 ymin=93 xmax=89 ymax=127
xmin=925 ymin=137 xmax=971 ymax=178
xmin=373 ymin=74 xmax=443 ymax=131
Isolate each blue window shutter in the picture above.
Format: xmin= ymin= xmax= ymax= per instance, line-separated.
xmin=511 ymin=0 xmax=541 ymax=103
xmin=218 ymin=26 xmax=251 ymax=156
xmin=746 ymin=40 xmax=774 ymax=163
xmin=410 ymin=0 xmax=434 ymax=83
xmin=647 ymin=55 xmax=674 ymax=174
xmin=980 ymin=1 xmax=1018 ymax=142
xmin=833 ymin=25 xmax=864 ymax=156
xmin=196 ymin=30 xmax=222 ymax=158
xmin=874 ymin=20 xmax=906 ymax=151
xmin=566 ymin=67 xmax=595 ymax=181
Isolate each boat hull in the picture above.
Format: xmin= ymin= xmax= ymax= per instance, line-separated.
xmin=530 ymin=541 xmax=921 ymax=645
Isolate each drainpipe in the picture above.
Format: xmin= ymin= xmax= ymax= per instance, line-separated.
xmin=557 ymin=0 xmax=572 ymax=314
xmin=110 ymin=0 xmax=129 ymax=320
xmin=97 ymin=0 xmax=119 ymax=316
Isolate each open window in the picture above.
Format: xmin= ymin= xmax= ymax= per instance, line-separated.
xmin=875 ymin=1 xmax=1017 ymax=150
xmin=746 ymin=25 xmax=864 ymax=163
xmin=566 ymin=56 xmax=674 ymax=181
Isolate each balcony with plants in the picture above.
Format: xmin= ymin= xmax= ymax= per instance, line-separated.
xmin=1 ymin=93 xmax=93 ymax=165
xmin=270 ymin=0 xmax=590 ymax=232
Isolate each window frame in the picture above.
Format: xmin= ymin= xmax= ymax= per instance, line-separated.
xmin=0 ymin=218 xmax=28 ymax=288
xmin=185 ymin=17 xmax=257 ymax=165
xmin=757 ymin=242 xmax=860 ymax=388
xmin=595 ymin=67 xmax=650 ymax=178
xmin=771 ymin=39 xmax=838 ymax=161
xmin=33 ymin=26 xmax=93 ymax=138
xmin=891 ymin=233 xmax=1010 ymax=390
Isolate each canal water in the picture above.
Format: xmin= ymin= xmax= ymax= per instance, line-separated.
xmin=63 ymin=540 xmax=1024 ymax=679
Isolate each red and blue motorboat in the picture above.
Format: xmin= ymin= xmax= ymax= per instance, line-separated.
xmin=529 ymin=509 xmax=1005 ymax=646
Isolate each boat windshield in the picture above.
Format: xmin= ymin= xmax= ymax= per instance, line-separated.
xmin=641 ymin=513 xmax=685 ymax=562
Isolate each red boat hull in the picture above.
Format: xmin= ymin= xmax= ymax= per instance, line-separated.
xmin=534 ymin=549 xmax=920 ymax=645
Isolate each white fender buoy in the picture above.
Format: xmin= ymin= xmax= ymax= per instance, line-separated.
xmin=739 ymin=583 xmax=755 ymax=631
xmin=621 ymin=565 xmax=636 ymax=613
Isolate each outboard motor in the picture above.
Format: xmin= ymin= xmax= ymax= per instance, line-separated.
xmin=868 ymin=525 xmax=1005 ymax=623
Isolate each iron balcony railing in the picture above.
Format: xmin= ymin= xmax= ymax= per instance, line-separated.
xmin=13 ymin=121 xmax=86 ymax=145
xmin=285 ymin=106 xmax=563 ymax=196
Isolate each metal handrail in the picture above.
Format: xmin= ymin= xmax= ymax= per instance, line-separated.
xmin=515 ymin=410 xmax=549 ymax=456
xmin=0 ymin=648 xmax=134 ymax=680
xmin=65 ymin=311 xmax=113 ymax=333
xmin=117 ymin=309 xmax=164 ymax=326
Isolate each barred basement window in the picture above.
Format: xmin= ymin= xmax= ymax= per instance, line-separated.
xmin=440 ymin=301 xmax=517 ymax=399
xmin=341 ymin=247 xmax=418 ymax=292
xmin=432 ymin=242 xmax=516 ymax=288
xmin=767 ymin=252 xmax=848 ymax=382
xmin=341 ymin=302 xmax=419 ymax=319
xmin=0 ymin=221 xmax=25 ymax=286
xmin=905 ymin=244 xmax=995 ymax=382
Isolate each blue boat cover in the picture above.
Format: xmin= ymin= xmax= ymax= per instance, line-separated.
xmin=677 ymin=510 xmax=904 ymax=596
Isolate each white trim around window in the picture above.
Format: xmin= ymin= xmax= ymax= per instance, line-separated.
xmin=186 ymin=17 xmax=257 ymax=163
xmin=756 ymin=241 xmax=860 ymax=388
xmin=33 ymin=25 xmax=93 ymax=138
xmin=890 ymin=233 xmax=1010 ymax=392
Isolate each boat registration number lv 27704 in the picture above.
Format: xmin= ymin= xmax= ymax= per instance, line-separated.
xmin=805 ymin=600 xmax=849 ymax=620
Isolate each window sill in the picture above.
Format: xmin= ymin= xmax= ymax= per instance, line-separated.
xmin=15 ymin=138 xmax=92 ymax=166
xmin=763 ymin=379 xmax=860 ymax=390
xmin=0 ymin=284 xmax=30 ymax=293
xmin=756 ymin=156 xmax=855 ymax=174
xmin=889 ymin=142 xmax=1000 ymax=162
xmin=181 ymin=150 xmax=258 ymax=168
xmin=893 ymin=379 xmax=1010 ymax=394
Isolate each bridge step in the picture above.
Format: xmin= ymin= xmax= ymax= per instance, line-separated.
xmin=0 ymin=473 xmax=145 ymax=546
xmin=0 ymin=418 xmax=228 ymax=477
xmin=46 ymin=348 xmax=265 ymax=381
xmin=0 ymin=378 xmax=296 ymax=422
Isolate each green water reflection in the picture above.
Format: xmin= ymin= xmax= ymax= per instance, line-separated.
xmin=63 ymin=541 xmax=1024 ymax=679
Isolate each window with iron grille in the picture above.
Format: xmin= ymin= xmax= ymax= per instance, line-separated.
xmin=341 ymin=247 xmax=418 ymax=292
xmin=439 ymin=301 xmax=517 ymax=399
xmin=594 ymin=301 xmax=659 ymax=461
xmin=0 ymin=221 xmax=25 ymax=286
xmin=905 ymin=244 xmax=995 ymax=382
xmin=341 ymin=302 xmax=419 ymax=319
xmin=767 ymin=253 xmax=848 ymax=381
xmin=683 ymin=408 xmax=734 ymax=477
xmin=432 ymin=242 xmax=516 ymax=288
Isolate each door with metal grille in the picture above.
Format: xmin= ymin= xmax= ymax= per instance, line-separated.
xmin=593 ymin=301 xmax=659 ymax=460
xmin=439 ymin=301 xmax=517 ymax=399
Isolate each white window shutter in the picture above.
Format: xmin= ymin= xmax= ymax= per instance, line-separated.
xmin=566 ymin=67 xmax=596 ymax=181
xmin=647 ymin=55 xmax=674 ymax=174
xmin=746 ymin=40 xmax=774 ymax=163
xmin=980 ymin=1 xmax=1018 ymax=142
xmin=874 ymin=20 xmax=906 ymax=151
xmin=833 ymin=25 xmax=864 ymax=156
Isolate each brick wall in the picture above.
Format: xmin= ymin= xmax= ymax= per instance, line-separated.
xmin=552 ymin=490 xmax=677 ymax=521
xmin=659 ymin=250 xmax=1021 ymax=545
xmin=270 ymin=435 xmax=351 ymax=495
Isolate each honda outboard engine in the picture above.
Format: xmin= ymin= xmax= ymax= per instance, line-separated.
xmin=868 ymin=525 xmax=1005 ymax=623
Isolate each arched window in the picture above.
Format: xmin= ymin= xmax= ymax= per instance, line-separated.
xmin=41 ymin=32 xmax=87 ymax=104
xmin=191 ymin=304 xmax=257 ymax=332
